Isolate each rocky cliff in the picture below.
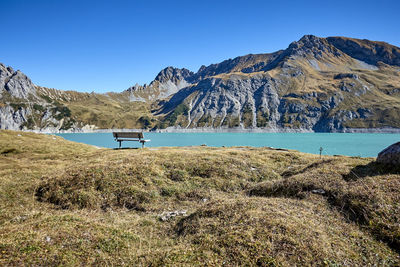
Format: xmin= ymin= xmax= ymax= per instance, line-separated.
xmin=0 ymin=64 xmax=37 ymax=99
xmin=0 ymin=64 xmax=90 ymax=131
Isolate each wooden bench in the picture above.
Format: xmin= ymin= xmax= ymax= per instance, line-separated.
xmin=113 ymin=132 xmax=150 ymax=148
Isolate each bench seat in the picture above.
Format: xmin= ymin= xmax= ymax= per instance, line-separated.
xmin=113 ymin=132 xmax=150 ymax=148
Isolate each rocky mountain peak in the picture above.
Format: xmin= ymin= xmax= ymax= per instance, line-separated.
xmin=0 ymin=63 xmax=37 ymax=99
xmin=198 ymin=65 xmax=207 ymax=73
xmin=286 ymin=35 xmax=342 ymax=59
xmin=154 ymin=66 xmax=194 ymax=84
xmin=126 ymin=66 xmax=195 ymax=101
xmin=298 ymin=34 xmax=322 ymax=44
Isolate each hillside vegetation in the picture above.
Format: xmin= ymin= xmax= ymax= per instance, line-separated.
xmin=0 ymin=130 xmax=399 ymax=265
xmin=38 ymin=88 xmax=156 ymax=129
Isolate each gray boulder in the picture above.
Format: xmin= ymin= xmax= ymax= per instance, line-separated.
xmin=376 ymin=142 xmax=400 ymax=165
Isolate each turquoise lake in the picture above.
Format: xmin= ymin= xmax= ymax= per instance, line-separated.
xmin=55 ymin=132 xmax=400 ymax=157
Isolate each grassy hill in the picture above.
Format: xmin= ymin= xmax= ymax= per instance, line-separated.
xmin=36 ymin=87 xmax=158 ymax=129
xmin=0 ymin=130 xmax=399 ymax=265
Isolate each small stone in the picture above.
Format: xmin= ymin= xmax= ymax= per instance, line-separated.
xmin=12 ymin=215 xmax=27 ymax=222
xmin=311 ymin=189 xmax=326 ymax=195
xmin=158 ymin=210 xmax=187 ymax=221
xmin=45 ymin=236 xmax=51 ymax=242
xmin=178 ymin=210 xmax=187 ymax=215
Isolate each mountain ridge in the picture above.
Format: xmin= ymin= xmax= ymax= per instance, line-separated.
xmin=1 ymin=35 xmax=400 ymax=132
xmin=151 ymin=35 xmax=400 ymax=131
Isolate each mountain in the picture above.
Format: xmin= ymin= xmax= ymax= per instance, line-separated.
xmin=1 ymin=35 xmax=400 ymax=132
xmin=154 ymin=35 xmax=400 ymax=131
xmin=0 ymin=64 xmax=154 ymax=131
xmin=126 ymin=67 xmax=194 ymax=102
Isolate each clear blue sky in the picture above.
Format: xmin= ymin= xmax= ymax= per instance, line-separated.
xmin=1 ymin=0 xmax=399 ymax=93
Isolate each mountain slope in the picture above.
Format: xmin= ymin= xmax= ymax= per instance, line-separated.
xmin=155 ymin=35 xmax=400 ymax=131
xmin=0 ymin=65 xmax=156 ymax=131
xmin=327 ymin=36 xmax=400 ymax=66
xmin=0 ymin=63 xmax=80 ymax=131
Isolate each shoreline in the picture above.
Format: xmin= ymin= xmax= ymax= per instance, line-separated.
xmin=18 ymin=126 xmax=400 ymax=134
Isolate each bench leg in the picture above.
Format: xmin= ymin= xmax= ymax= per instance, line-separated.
xmin=142 ymin=141 xmax=144 ymax=148
xmin=119 ymin=140 xmax=122 ymax=148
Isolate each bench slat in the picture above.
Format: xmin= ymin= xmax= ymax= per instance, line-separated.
xmin=115 ymin=138 xmax=150 ymax=142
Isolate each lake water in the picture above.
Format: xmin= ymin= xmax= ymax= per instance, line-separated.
xmin=55 ymin=132 xmax=400 ymax=157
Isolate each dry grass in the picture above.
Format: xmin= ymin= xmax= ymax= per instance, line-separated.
xmin=249 ymin=158 xmax=400 ymax=253
xmin=174 ymin=197 xmax=395 ymax=266
xmin=60 ymin=91 xmax=155 ymax=129
xmin=0 ymin=130 xmax=399 ymax=265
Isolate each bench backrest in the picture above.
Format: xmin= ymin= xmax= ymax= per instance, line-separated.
xmin=113 ymin=132 xmax=144 ymax=139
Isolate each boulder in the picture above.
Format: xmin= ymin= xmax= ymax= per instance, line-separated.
xmin=376 ymin=142 xmax=400 ymax=165
xmin=334 ymin=73 xmax=359 ymax=80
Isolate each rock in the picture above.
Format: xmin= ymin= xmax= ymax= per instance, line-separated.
xmin=334 ymin=73 xmax=359 ymax=80
xmin=288 ymin=102 xmax=305 ymax=113
xmin=159 ymin=210 xmax=187 ymax=221
xmin=11 ymin=215 xmax=27 ymax=222
xmin=376 ymin=142 xmax=400 ymax=165
xmin=357 ymin=108 xmax=371 ymax=119
xmin=0 ymin=105 xmax=31 ymax=130
xmin=311 ymin=189 xmax=326 ymax=195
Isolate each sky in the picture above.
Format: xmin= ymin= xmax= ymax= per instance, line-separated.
xmin=1 ymin=0 xmax=399 ymax=93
